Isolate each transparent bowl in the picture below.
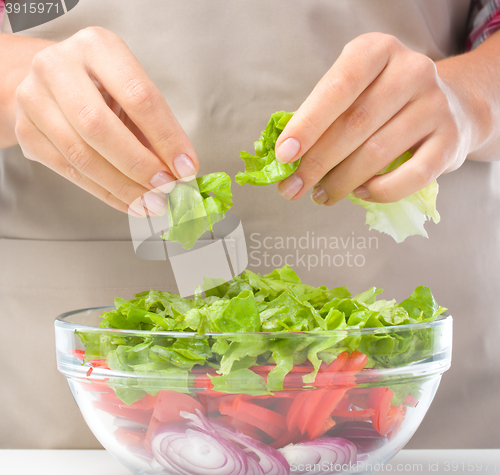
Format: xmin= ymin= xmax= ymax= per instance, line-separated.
xmin=55 ymin=307 xmax=452 ymax=475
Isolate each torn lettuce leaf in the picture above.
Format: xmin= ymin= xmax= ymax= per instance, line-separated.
xmin=347 ymin=151 xmax=440 ymax=243
xmin=235 ymin=111 xmax=299 ymax=186
xmin=237 ymin=112 xmax=440 ymax=242
xmin=162 ymin=172 xmax=233 ymax=249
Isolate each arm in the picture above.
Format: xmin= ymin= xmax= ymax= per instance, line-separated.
xmin=0 ymin=33 xmax=54 ymax=147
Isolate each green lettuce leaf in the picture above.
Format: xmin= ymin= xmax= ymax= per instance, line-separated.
xmin=345 ymin=150 xmax=440 ymax=243
xmin=235 ymin=111 xmax=299 ymax=186
xmin=347 ymin=180 xmax=440 ymax=243
xmin=163 ymin=172 xmax=233 ymax=249
xmin=210 ymin=368 xmax=270 ymax=395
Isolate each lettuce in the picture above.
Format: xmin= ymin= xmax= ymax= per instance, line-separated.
xmin=347 ymin=151 xmax=440 ymax=243
xmin=162 ymin=172 xmax=233 ymax=249
xmin=235 ymin=111 xmax=300 ymax=186
xmin=77 ymin=264 xmax=446 ymax=403
xmin=236 ymin=112 xmax=440 ymax=242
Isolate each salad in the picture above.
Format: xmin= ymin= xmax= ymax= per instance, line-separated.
xmin=75 ymin=265 xmax=446 ymax=474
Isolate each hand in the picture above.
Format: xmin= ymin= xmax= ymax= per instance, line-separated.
xmin=14 ymin=27 xmax=198 ymax=216
xmin=275 ymin=32 xmax=472 ymax=205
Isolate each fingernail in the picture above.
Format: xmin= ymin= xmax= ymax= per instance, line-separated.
xmin=279 ymin=174 xmax=303 ymax=200
xmin=276 ymin=138 xmax=301 ymax=163
xmin=143 ymin=191 xmax=168 ymax=216
xmin=150 ymin=171 xmax=176 ymax=193
xmin=353 ymin=185 xmax=371 ymax=200
xmin=128 ymin=198 xmax=147 ymax=218
xmin=173 ymin=154 xmax=197 ymax=179
xmin=311 ymin=185 xmax=329 ymax=205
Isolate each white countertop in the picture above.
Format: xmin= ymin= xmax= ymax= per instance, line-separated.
xmin=1 ymin=449 xmax=499 ymax=474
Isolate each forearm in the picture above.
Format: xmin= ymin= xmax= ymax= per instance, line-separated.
xmin=436 ymin=29 xmax=500 ymax=162
xmin=0 ymin=33 xmax=54 ymax=148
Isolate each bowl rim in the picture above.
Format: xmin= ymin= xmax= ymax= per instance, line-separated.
xmin=55 ymin=306 xmax=453 ymax=339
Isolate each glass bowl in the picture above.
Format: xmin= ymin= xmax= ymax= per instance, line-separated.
xmin=55 ymin=307 xmax=452 ymax=475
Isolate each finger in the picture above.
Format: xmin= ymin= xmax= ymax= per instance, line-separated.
xmin=31 ymin=46 xmax=185 ymax=191
xmin=19 ymin=91 xmax=168 ymax=214
xmin=275 ymin=33 xmax=402 ymax=163
xmin=77 ymin=27 xmax=199 ymax=178
xmin=315 ymin=99 xmax=441 ymax=205
xmin=279 ymin=58 xmax=419 ymax=200
xmin=358 ymin=133 xmax=449 ymax=203
xmin=15 ymin=112 xmax=133 ymax=215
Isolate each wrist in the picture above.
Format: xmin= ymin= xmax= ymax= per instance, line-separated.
xmin=436 ymin=30 xmax=500 ymax=160
xmin=436 ymin=53 xmax=492 ymax=155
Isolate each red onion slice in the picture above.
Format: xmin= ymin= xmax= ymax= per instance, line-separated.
xmin=278 ymin=438 xmax=357 ymax=475
xmin=151 ymin=423 xmax=248 ymax=475
xmin=181 ymin=410 xmax=289 ymax=475
xmin=325 ymin=421 xmax=387 ymax=453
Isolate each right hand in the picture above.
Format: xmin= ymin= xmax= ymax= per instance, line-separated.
xmin=14 ymin=27 xmax=198 ymax=216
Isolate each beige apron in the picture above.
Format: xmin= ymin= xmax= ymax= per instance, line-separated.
xmin=2 ymin=0 xmax=499 ymax=450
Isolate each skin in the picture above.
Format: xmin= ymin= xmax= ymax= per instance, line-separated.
xmin=275 ymin=31 xmax=500 ymax=205
xmin=0 ymin=28 xmax=199 ymax=217
xmin=1 ymin=29 xmax=500 ymax=212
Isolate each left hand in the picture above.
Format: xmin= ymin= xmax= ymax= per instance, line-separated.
xmin=275 ymin=32 xmax=472 ymax=205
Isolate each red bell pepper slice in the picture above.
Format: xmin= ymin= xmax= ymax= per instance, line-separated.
xmin=315 ymin=351 xmax=349 ymax=387
xmin=233 ymin=397 xmax=287 ymax=430
xmin=219 ymin=400 xmax=284 ymax=440
xmin=73 ymin=349 xmax=85 ymax=361
xmin=193 ymin=374 xmax=214 ymax=390
xmin=285 ymin=390 xmax=309 ymax=432
xmin=89 ymin=360 xmax=110 ymax=369
xmin=404 ymin=394 xmax=419 ymax=407
xmin=144 ymin=416 xmax=164 ymax=452
xmin=215 ymin=416 xmax=264 ymax=441
xmin=369 ymin=387 xmax=406 ymax=436
xmin=297 ymin=388 xmax=328 ymax=434
xmin=92 ymin=400 xmax=153 ymax=425
xmin=269 ymin=427 xmax=303 ymax=449
xmin=331 ymin=408 xmax=376 ymax=420
xmin=306 ymin=388 xmax=347 ymax=439
xmin=153 ymin=390 xmax=204 ymax=423
xmin=114 ymin=427 xmax=145 ymax=447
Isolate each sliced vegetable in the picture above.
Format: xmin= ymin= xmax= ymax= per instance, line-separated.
xmin=219 ymin=400 xmax=284 ymax=440
xmin=92 ymin=400 xmax=152 ymax=425
xmin=152 ymin=390 xmax=204 ymax=424
xmin=325 ymin=421 xmax=387 ymax=454
xmin=233 ymin=396 xmax=287 ymax=431
xmin=151 ymin=423 xmax=249 ymax=475
xmin=307 ymin=389 xmax=347 ymax=440
xmin=114 ymin=427 xmax=145 ymax=447
xmin=182 ymin=410 xmax=289 ymax=475
xmin=368 ymin=387 xmax=406 ymax=436
xmin=278 ymin=438 xmax=357 ymax=475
